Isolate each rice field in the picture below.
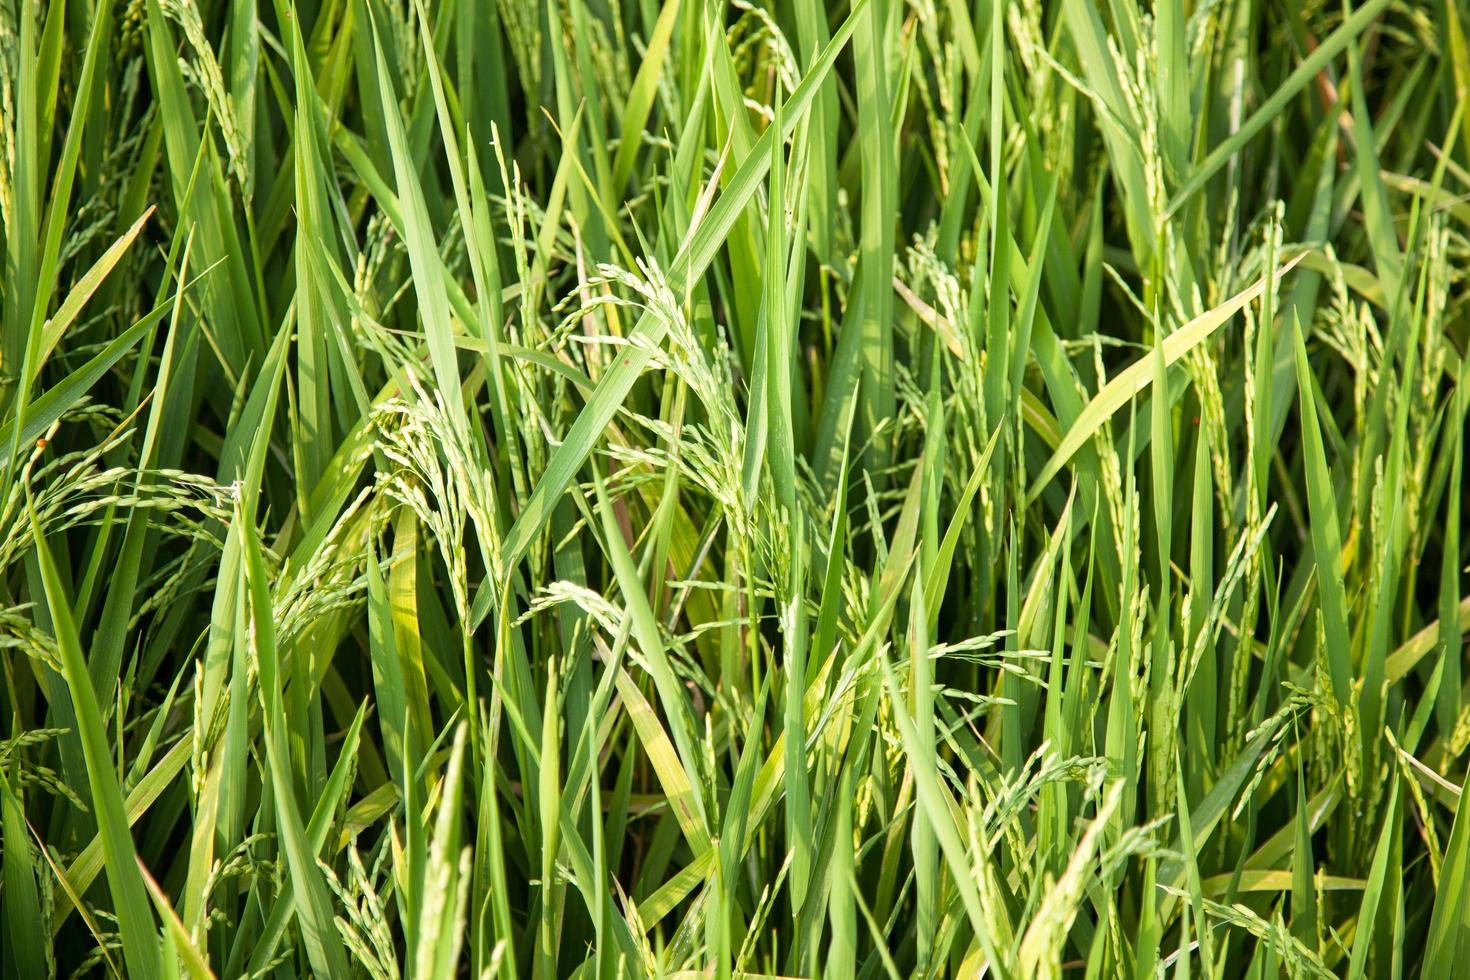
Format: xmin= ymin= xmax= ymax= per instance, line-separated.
xmin=1 ymin=0 xmax=1468 ymax=976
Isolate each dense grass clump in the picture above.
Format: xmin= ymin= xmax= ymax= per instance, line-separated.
xmin=2 ymin=0 xmax=1469 ymax=976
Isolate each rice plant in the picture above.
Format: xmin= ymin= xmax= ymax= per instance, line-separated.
xmin=1 ymin=0 xmax=1468 ymax=976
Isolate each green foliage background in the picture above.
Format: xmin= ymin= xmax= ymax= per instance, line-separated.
xmin=1 ymin=0 xmax=1468 ymax=976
